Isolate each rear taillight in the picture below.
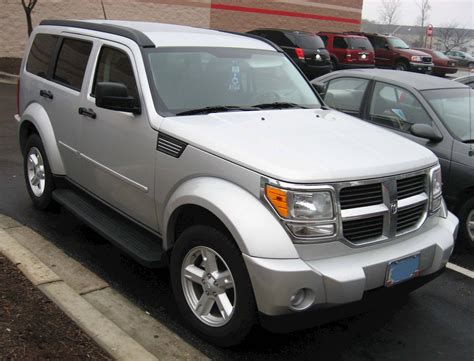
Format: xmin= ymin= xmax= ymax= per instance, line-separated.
xmin=16 ymin=79 xmax=20 ymax=114
xmin=295 ymin=48 xmax=305 ymax=60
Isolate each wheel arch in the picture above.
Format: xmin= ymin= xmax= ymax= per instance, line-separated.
xmin=20 ymin=102 xmax=65 ymax=175
xmin=163 ymin=177 xmax=298 ymax=259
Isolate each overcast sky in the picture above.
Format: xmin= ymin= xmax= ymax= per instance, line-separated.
xmin=362 ymin=0 xmax=474 ymax=28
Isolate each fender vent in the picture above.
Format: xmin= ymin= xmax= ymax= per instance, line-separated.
xmin=157 ymin=133 xmax=187 ymax=158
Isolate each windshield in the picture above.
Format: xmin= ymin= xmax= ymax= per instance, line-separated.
xmin=422 ymin=88 xmax=473 ymax=142
xmin=290 ymin=33 xmax=325 ymax=49
xmin=146 ymin=47 xmax=321 ymax=116
xmin=348 ymin=37 xmax=373 ymax=51
xmin=388 ymin=37 xmax=410 ymax=49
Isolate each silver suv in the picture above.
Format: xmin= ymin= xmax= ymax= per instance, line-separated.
xmin=16 ymin=20 xmax=458 ymax=346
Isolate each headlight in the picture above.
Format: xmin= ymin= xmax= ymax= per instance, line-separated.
xmin=411 ymin=55 xmax=422 ymax=62
xmin=429 ymin=165 xmax=442 ymax=213
xmin=265 ymin=184 xmax=337 ymax=241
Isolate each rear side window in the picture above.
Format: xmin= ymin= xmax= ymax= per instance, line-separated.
xmin=92 ymin=46 xmax=138 ymax=99
xmin=53 ymin=38 xmax=92 ymax=90
xmin=371 ymin=36 xmax=387 ymax=49
xmin=333 ymin=37 xmax=348 ymax=49
xmin=26 ymin=34 xmax=58 ymax=78
xmin=319 ymin=35 xmax=328 ymax=46
xmin=324 ymin=77 xmax=369 ymax=115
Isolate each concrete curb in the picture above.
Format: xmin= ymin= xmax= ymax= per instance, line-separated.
xmin=0 ymin=214 xmax=209 ymax=360
xmin=0 ymin=71 xmax=19 ymax=85
xmin=0 ymin=227 xmax=158 ymax=361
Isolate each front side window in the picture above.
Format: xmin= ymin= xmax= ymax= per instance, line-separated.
xmin=387 ymin=37 xmax=410 ymax=49
xmin=422 ymin=88 xmax=473 ymax=142
xmin=369 ymin=82 xmax=432 ymax=131
xmin=26 ymin=33 xmax=58 ymax=78
xmin=146 ymin=47 xmax=321 ymax=116
xmin=53 ymin=38 xmax=92 ymax=90
xmin=324 ymin=77 xmax=369 ymax=115
xmin=92 ymin=46 xmax=138 ymax=99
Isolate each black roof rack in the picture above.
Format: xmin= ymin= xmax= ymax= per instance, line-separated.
xmin=39 ymin=20 xmax=155 ymax=48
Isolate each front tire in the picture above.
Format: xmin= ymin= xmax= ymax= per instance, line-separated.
xmin=458 ymin=198 xmax=474 ymax=250
xmin=170 ymin=225 xmax=257 ymax=347
xmin=23 ymin=134 xmax=55 ymax=210
xmin=395 ymin=61 xmax=408 ymax=71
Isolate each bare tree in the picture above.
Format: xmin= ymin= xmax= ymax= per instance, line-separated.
xmin=437 ymin=23 xmax=471 ymax=52
xmin=379 ymin=0 xmax=401 ymax=25
xmin=416 ymin=0 xmax=431 ymax=45
xmin=21 ymin=0 xmax=38 ymax=37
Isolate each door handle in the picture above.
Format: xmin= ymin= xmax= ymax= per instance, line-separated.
xmin=78 ymin=107 xmax=97 ymax=119
xmin=39 ymin=90 xmax=53 ymax=99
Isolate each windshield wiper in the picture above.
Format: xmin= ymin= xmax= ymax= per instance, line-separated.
xmin=252 ymin=102 xmax=308 ymax=109
xmin=176 ymin=105 xmax=258 ymax=116
xmin=462 ymin=139 xmax=474 ymax=144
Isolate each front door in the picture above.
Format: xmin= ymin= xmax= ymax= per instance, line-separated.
xmin=78 ymin=42 xmax=158 ymax=230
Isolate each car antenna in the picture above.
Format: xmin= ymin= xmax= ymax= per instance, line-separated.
xmin=101 ymin=0 xmax=107 ymax=20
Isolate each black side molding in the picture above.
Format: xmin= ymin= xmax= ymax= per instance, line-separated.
xmin=40 ymin=20 xmax=155 ymax=48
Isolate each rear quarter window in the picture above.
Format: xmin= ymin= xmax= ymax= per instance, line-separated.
xmin=26 ymin=34 xmax=58 ymax=78
xmin=53 ymin=38 xmax=93 ymax=91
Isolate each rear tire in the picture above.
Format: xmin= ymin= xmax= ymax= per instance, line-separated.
xmin=170 ymin=225 xmax=257 ymax=347
xmin=23 ymin=134 xmax=55 ymax=210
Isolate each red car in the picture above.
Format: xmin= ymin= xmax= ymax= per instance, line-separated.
xmin=318 ymin=32 xmax=375 ymax=70
xmin=414 ymin=48 xmax=458 ymax=76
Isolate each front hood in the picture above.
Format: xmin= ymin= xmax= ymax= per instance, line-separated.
xmin=402 ymin=48 xmax=431 ymax=57
xmin=160 ymin=109 xmax=438 ymax=183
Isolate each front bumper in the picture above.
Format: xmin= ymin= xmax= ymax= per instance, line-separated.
xmin=244 ymin=211 xmax=458 ymax=321
xmin=409 ymin=62 xmax=434 ymax=73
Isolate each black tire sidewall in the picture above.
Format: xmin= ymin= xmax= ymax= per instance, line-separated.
xmin=395 ymin=62 xmax=407 ymax=71
xmin=458 ymin=197 xmax=474 ymax=250
xmin=23 ymin=134 xmax=54 ymax=209
xmin=169 ymin=225 xmax=257 ymax=347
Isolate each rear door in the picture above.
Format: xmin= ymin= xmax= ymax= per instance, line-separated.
xmin=78 ymin=42 xmax=157 ymax=229
xmin=40 ymin=35 xmax=94 ymax=182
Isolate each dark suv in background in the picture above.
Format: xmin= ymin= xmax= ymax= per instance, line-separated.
xmin=318 ymin=32 xmax=375 ymax=70
xmin=352 ymin=32 xmax=434 ymax=73
xmin=248 ymin=29 xmax=332 ymax=79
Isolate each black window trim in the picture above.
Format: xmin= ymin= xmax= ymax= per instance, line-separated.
xmin=50 ymin=36 xmax=94 ymax=92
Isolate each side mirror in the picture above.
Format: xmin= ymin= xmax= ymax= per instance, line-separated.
xmin=410 ymin=124 xmax=443 ymax=142
xmin=312 ymin=81 xmax=326 ymax=96
xmin=96 ymin=82 xmax=141 ymax=115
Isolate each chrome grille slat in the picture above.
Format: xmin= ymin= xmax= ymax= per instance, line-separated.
xmin=339 ymin=169 xmax=430 ymax=245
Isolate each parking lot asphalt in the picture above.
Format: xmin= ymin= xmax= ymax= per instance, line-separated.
xmin=1 ymin=83 xmax=473 ymax=360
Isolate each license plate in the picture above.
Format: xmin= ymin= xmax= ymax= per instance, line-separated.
xmin=385 ymin=254 xmax=420 ymax=287
xmin=427 ymin=67 xmax=432 ymax=71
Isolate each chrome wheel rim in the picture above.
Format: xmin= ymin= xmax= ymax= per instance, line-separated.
xmin=27 ymin=147 xmax=46 ymax=197
xmin=181 ymin=246 xmax=236 ymax=327
xmin=467 ymin=210 xmax=474 ymax=242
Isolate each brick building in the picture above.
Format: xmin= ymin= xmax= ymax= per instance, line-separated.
xmin=0 ymin=0 xmax=363 ymax=71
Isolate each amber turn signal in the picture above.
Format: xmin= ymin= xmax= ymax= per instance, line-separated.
xmin=265 ymin=185 xmax=288 ymax=218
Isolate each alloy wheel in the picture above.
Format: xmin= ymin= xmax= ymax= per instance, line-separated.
xmin=181 ymin=246 xmax=236 ymax=327
xmin=26 ymin=147 xmax=46 ymax=197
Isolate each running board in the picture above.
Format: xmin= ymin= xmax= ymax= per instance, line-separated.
xmin=52 ymin=188 xmax=165 ymax=268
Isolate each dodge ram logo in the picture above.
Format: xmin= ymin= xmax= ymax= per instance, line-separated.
xmin=390 ymin=202 xmax=398 ymax=215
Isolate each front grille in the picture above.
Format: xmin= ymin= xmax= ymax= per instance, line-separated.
xmin=422 ymin=56 xmax=432 ymax=63
xmin=340 ymin=183 xmax=383 ymax=210
xmin=343 ymin=216 xmax=384 ymax=243
xmin=397 ymin=174 xmax=426 ymax=199
xmin=397 ymin=204 xmax=425 ymax=232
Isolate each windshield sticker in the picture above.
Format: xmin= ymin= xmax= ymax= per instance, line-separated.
xmin=229 ymin=64 xmax=241 ymax=91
